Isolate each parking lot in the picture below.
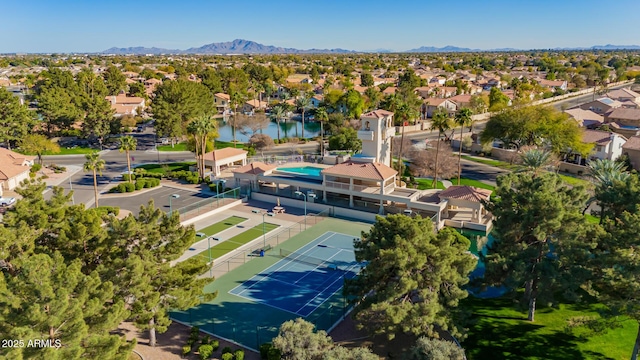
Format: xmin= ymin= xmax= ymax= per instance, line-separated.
xmin=99 ymin=187 xmax=213 ymax=216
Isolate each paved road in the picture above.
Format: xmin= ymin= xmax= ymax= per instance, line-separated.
xmin=552 ymin=82 xmax=632 ymax=110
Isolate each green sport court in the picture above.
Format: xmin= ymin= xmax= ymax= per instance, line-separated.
xmin=171 ymin=217 xmax=372 ymax=351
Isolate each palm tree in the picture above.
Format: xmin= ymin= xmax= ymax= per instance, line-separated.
xmin=229 ymin=91 xmax=246 ymax=144
xmin=84 ymin=152 xmax=106 ymax=208
xmin=587 ymin=159 xmax=630 ymax=222
xmin=395 ymin=101 xmax=420 ymax=178
xmin=430 ymin=110 xmax=452 ymax=188
xmin=270 ymin=105 xmax=286 ymax=142
xmin=296 ymin=96 xmax=311 ymax=139
xmin=517 ymin=148 xmax=555 ymax=176
xmin=119 ymin=135 xmax=137 ymax=183
xmin=588 ymin=159 xmax=630 ymax=187
xmin=187 ymin=115 xmax=218 ymax=179
xmin=315 ymin=106 xmax=329 ymax=155
xmin=454 ymin=108 xmax=473 ymax=185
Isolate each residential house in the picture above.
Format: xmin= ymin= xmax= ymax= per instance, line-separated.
xmin=449 ymin=94 xmax=472 ymax=108
xmin=382 ymin=87 xmax=397 ymax=96
xmin=537 ymin=79 xmax=568 ymax=91
xmin=105 ymin=92 xmax=145 ymax=117
xmin=622 ymin=136 xmax=640 ymax=171
xmin=422 ymin=98 xmax=457 ymax=119
xmin=242 ymin=99 xmax=268 ymax=114
xmin=414 ymin=86 xmax=432 ymax=99
xmin=564 ymin=108 xmax=604 ymax=129
xmin=310 ymin=94 xmax=323 ymax=108
xmin=605 ymin=108 xmax=640 ymax=137
xmin=144 ymin=78 xmax=162 ymax=97
xmin=214 ymin=93 xmax=230 ymax=113
xmin=571 ymin=130 xmax=627 ymax=164
xmin=0 ymin=147 xmax=34 ymax=196
xmin=606 ymin=88 xmax=640 ymax=105
xmin=352 ymin=85 xmax=367 ymax=95
xmin=578 ymin=97 xmax=622 ymax=115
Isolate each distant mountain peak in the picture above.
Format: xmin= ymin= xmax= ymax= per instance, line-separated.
xmin=102 ymin=39 xmax=355 ymax=55
xmin=99 ymin=41 xmax=640 ymax=55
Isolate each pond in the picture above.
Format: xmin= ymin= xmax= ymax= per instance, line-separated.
xmin=216 ymin=118 xmax=322 ymax=143
xmin=457 ymin=229 xmax=507 ymax=298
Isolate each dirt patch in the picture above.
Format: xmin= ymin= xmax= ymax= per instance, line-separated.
xmin=329 ymin=316 xmax=417 ymax=359
xmin=117 ymin=321 xmax=260 ymax=360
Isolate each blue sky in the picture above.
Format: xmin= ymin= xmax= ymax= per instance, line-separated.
xmin=3 ymin=0 xmax=640 ymax=53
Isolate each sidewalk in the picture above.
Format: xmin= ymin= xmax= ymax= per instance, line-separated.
xmin=173 ymin=209 xmax=297 ymax=264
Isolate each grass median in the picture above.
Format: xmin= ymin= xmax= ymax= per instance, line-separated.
xmin=135 ymin=162 xmax=195 ymax=174
xmin=195 ymin=222 xmax=280 ymax=261
xmin=193 ymin=216 xmax=247 ymax=243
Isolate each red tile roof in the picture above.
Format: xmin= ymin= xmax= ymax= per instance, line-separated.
xmin=362 ymin=109 xmax=394 ymax=119
xmin=321 ymin=161 xmax=397 ymax=181
xmin=438 ymin=185 xmax=492 ymax=203
xmin=232 ymin=161 xmax=276 ymax=175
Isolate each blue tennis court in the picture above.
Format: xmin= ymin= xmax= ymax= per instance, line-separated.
xmin=229 ymin=232 xmax=360 ymax=317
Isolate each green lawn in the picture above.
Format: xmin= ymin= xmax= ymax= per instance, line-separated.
xmin=558 ymin=174 xmax=591 ymax=187
xmin=135 ymin=162 xmax=195 ymax=174
xmin=451 ymin=177 xmax=496 ymax=190
xmin=415 ymin=178 xmax=446 ymax=190
xmin=17 ymin=146 xmax=96 ymax=155
xmin=414 ymin=177 xmax=495 ymax=191
xmin=196 ymin=216 xmax=247 ymax=238
xmin=157 ymin=142 xmax=188 ymax=152
xmin=585 ymin=214 xmax=600 ymax=224
xmin=157 ymin=141 xmax=245 ymax=152
xmin=462 ymin=155 xmax=519 ymax=170
xmin=462 ymin=296 xmax=636 ymax=360
xmin=195 ymin=223 xmax=280 ymax=260
xmin=461 ymin=155 xmax=591 ymax=188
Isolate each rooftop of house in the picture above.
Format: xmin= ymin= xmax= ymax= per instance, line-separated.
xmin=606 ymin=107 xmax=640 ymax=121
xmin=622 ymin=136 xmax=640 ymax=151
xmin=607 ymin=88 xmax=640 ymax=100
xmin=582 ymin=130 xmax=624 ymax=145
xmin=565 ymin=108 xmax=603 ymax=120
xmin=0 ymin=147 xmax=34 ymax=181
xmin=214 ymin=93 xmax=230 ymax=101
xmin=321 ymin=161 xmax=397 ymax=181
xmin=438 ymin=185 xmax=492 ymax=203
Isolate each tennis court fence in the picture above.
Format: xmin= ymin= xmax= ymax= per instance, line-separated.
xmin=204 ymin=208 xmax=331 ymax=279
xmin=170 ymin=187 xmax=242 ymax=221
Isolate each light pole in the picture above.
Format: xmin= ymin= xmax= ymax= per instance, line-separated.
xmin=169 ymin=194 xmax=180 ymax=214
xmin=295 ymin=191 xmax=316 ymax=229
xmin=208 ymin=237 xmax=219 ymax=278
xmin=262 ymin=211 xmax=275 ymax=249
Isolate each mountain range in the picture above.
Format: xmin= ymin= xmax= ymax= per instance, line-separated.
xmin=101 ymin=39 xmax=640 ymax=55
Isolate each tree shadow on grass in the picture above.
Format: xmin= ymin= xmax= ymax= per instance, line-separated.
xmin=464 ymin=315 xmax=613 ymax=360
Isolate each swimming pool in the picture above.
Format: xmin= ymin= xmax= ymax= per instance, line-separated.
xmin=276 ymin=166 xmax=325 ymax=177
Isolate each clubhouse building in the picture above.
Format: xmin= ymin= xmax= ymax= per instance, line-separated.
xmin=232 ymin=110 xmax=493 ymax=233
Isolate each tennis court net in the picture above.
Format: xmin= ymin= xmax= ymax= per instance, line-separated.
xmin=278 ymin=249 xmax=338 ymax=269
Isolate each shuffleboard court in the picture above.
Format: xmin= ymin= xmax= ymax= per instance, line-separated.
xmin=229 ymin=232 xmax=361 ymax=317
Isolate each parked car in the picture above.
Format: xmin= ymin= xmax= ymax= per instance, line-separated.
xmin=0 ymin=197 xmax=16 ymax=206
